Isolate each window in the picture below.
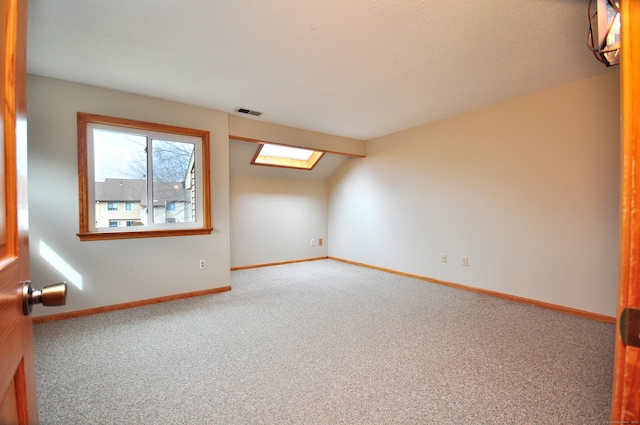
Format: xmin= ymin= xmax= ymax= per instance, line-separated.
xmin=251 ymin=143 xmax=324 ymax=170
xmin=77 ymin=112 xmax=212 ymax=241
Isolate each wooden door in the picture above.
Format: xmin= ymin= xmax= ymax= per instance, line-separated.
xmin=611 ymin=0 xmax=640 ymax=421
xmin=0 ymin=0 xmax=38 ymax=424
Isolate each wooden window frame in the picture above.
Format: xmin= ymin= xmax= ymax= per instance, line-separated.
xmin=77 ymin=112 xmax=213 ymax=241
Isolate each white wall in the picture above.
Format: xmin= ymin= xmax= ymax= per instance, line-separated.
xmin=27 ymin=76 xmax=231 ymax=317
xmin=27 ymin=72 xmax=621 ymax=318
xmin=230 ymin=174 xmax=328 ymax=267
xmin=328 ymin=72 xmax=621 ymax=317
xmin=227 ymin=118 xmax=360 ymax=269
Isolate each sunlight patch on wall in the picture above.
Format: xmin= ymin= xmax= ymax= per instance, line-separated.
xmin=39 ymin=240 xmax=83 ymax=290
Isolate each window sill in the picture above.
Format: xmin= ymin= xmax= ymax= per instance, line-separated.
xmin=77 ymin=228 xmax=214 ymax=241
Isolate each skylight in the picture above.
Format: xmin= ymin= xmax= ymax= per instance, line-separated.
xmin=252 ymin=143 xmax=324 ymax=170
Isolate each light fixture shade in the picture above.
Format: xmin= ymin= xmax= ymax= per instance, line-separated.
xmin=588 ymin=0 xmax=621 ymax=67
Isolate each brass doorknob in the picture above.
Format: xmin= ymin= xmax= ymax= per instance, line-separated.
xmin=22 ymin=281 xmax=67 ymax=315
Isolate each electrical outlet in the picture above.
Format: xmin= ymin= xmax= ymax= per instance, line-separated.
xmin=462 ymin=257 xmax=469 ymax=267
xmin=319 ymin=238 xmax=323 ymax=246
xmin=199 ymin=259 xmax=206 ymax=269
xmin=310 ymin=239 xmax=315 ymax=246
xmin=440 ymin=254 xmax=447 ymax=263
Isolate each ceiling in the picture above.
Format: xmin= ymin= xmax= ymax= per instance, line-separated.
xmin=27 ymin=0 xmax=613 ymax=142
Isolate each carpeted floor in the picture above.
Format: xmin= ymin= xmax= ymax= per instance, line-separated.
xmin=33 ymin=259 xmax=615 ymax=424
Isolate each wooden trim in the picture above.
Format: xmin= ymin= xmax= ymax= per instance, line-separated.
xmin=611 ymin=0 xmax=640 ymax=420
xmin=78 ymin=112 xmax=211 ymax=138
xmin=77 ymin=227 xmax=213 ymax=241
xmin=201 ymin=131 xmax=212 ymax=229
xmin=77 ymin=112 xmax=90 ymax=234
xmin=330 ymin=257 xmax=616 ymax=324
xmin=32 ymin=286 xmax=232 ymax=323
xmin=76 ymin=112 xmax=213 ymax=241
xmin=230 ymin=135 xmax=366 ymax=158
xmin=231 ymin=257 xmax=328 ymax=271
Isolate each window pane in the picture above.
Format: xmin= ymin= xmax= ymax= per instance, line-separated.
xmin=93 ymin=129 xmax=147 ymax=229
xmin=151 ymin=139 xmax=195 ymax=224
xmin=260 ymin=144 xmax=314 ymax=160
xmin=93 ymin=129 xmax=147 ymax=181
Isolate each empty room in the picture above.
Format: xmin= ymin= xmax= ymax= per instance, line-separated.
xmin=1 ymin=0 xmax=637 ymax=424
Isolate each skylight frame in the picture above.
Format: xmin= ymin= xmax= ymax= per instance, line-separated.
xmin=251 ymin=143 xmax=325 ymax=170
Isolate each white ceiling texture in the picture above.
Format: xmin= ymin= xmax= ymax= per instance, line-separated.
xmin=27 ymin=0 xmax=613 ymax=142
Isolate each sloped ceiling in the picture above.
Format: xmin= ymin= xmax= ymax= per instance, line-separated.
xmin=27 ymin=0 xmax=614 ymax=143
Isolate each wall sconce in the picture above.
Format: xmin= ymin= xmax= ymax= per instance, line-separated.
xmin=588 ymin=0 xmax=621 ymax=67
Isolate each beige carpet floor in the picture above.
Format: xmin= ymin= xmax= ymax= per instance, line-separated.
xmin=34 ymin=259 xmax=614 ymax=424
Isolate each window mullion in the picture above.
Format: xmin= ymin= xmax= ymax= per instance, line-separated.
xmin=146 ymin=137 xmax=154 ymax=225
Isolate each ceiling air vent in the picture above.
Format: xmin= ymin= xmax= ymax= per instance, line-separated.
xmin=235 ymin=108 xmax=263 ymax=117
